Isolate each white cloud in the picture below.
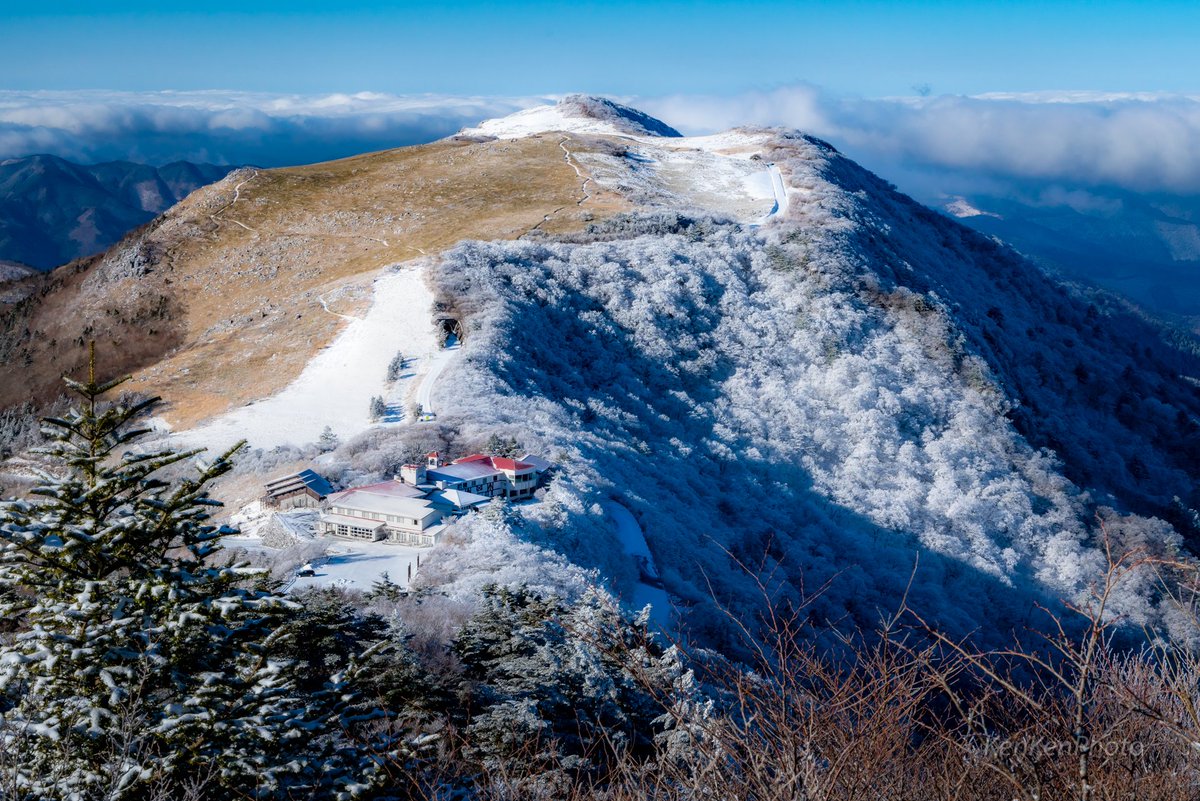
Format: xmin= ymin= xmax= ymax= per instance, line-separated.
xmin=6 ymin=86 xmax=1200 ymax=196
xmin=635 ymin=87 xmax=1200 ymax=194
xmin=0 ymin=90 xmax=546 ymax=166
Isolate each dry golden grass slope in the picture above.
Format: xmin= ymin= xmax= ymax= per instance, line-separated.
xmin=0 ymin=134 xmax=629 ymax=427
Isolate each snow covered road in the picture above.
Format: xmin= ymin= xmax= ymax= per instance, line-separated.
xmin=761 ymin=163 xmax=789 ymax=223
xmin=413 ymin=335 xmax=459 ymax=417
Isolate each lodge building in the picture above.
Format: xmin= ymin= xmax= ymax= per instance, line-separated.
xmin=279 ymin=451 xmax=550 ymax=547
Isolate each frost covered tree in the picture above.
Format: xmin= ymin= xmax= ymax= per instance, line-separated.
xmin=386 ymin=351 xmax=406 ymax=382
xmin=484 ymin=433 xmax=522 ymax=458
xmin=453 ymin=585 xmax=685 ymax=778
xmin=369 ymin=395 xmax=387 ymax=420
xmin=318 ymin=424 xmax=340 ymax=452
xmin=0 ymin=355 xmax=383 ymax=800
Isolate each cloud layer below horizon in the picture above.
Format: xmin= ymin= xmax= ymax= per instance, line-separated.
xmin=5 ymin=87 xmax=1200 ymax=201
xmin=640 ymin=87 xmax=1200 ymax=199
xmin=0 ymin=90 xmax=543 ymax=168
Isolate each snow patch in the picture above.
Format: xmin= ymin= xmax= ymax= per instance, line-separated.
xmin=171 ymin=264 xmax=442 ymax=453
xmin=464 ymin=101 xmax=791 ymax=226
xmin=290 ymin=538 xmax=429 ymax=592
xmin=576 ymin=140 xmax=784 ymax=225
xmin=460 ymin=95 xmax=680 ymax=140
xmin=462 ymin=104 xmax=639 ymax=140
xmin=229 ymin=500 xmax=271 ymax=538
xmin=945 ymin=196 xmax=1001 ymax=219
xmin=601 ymin=501 xmax=672 ymax=628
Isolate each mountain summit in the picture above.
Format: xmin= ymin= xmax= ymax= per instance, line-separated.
xmin=460 ymin=94 xmax=683 ymax=139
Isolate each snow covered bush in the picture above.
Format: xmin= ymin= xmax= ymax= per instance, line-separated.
xmin=766 ymin=131 xmax=1200 ymax=541
xmin=425 ymin=202 xmax=1194 ymax=647
xmin=0 ymin=360 xmax=386 ymax=799
xmin=453 ymin=585 xmax=675 ymax=777
xmin=369 ymin=394 xmax=386 ymax=421
xmin=334 ymin=422 xmax=467 ymax=487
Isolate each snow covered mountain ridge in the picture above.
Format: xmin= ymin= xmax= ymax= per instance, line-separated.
xmin=2 ymin=96 xmax=1198 ymax=649
xmin=460 ymin=94 xmax=683 ymax=139
xmin=431 ymin=100 xmax=1200 ymax=642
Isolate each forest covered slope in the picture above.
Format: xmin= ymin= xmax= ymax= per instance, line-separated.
xmin=421 ymin=187 xmax=1200 ymax=645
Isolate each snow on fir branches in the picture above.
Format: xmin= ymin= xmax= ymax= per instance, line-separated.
xmin=0 ymin=348 xmax=387 ymax=800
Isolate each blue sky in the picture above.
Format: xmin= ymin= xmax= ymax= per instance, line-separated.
xmin=4 ymin=0 xmax=1200 ymax=97
xmin=4 ymin=1 xmax=1200 ymax=204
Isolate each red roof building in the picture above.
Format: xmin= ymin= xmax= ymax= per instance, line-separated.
xmin=425 ymin=453 xmax=547 ymax=500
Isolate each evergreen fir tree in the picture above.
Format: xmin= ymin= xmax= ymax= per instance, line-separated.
xmin=453 ymin=585 xmax=681 ymax=777
xmin=367 ymin=571 xmax=403 ymax=603
xmin=386 ymin=352 xmax=406 ymax=383
xmin=480 ymin=496 xmax=519 ymax=528
xmin=483 ymin=434 xmax=522 ymax=458
xmin=318 ymin=425 xmax=340 ymax=452
xmin=0 ymin=349 xmax=385 ymax=799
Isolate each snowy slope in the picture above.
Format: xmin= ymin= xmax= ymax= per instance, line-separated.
xmin=463 ymin=97 xmax=789 ymax=225
xmin=462 ymin=103 xmax=641 ymax=140
xmin=460 ymin=94 xmax=681 ymax=139
xmin=169 ymin=99 xmax=791 ymax=457
xmin=140 ymin=98 xmax=1197 ymax=651
xmin=421 ymin=122 xmax=1200 ymax=644
xmin=172 ymin=264 xmax=443 ymax=453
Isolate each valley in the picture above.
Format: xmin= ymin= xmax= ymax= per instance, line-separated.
xmin=0 ymin=155 xmax=234 ymax=269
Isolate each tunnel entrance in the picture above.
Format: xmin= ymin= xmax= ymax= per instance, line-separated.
xmin=436 ymin=317 xmax=463 ymax=345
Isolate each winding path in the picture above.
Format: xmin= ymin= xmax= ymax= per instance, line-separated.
xmin=559 ymin=138 xmax=593 ymax=206
xmin=210 ymin=170 xmax=259 ymax=233
xmin=413 ymin=335 xmax=460 ymax=417
xmin=525 ymin=137 xmax=594 ymax=236
xmin=317 ymin=293 xmax=363 ymax=322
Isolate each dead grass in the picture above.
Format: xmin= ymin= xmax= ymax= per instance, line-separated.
xmin=0 ymin=134 xmax=630 ymax=428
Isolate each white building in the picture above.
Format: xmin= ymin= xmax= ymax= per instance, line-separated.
xmin=320 ymin=480 xmax=446 ymax=546
xmin=320 ymin=451 xmax=551 ymax=547
xmin=423 ymin=452 xmax=549 ymax=500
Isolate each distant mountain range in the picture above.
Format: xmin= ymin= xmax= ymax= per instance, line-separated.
xmin=942 ymin=190 xmax=1200 ymax=326
xmin=0 ymin=155 xmax=236 ymax=270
